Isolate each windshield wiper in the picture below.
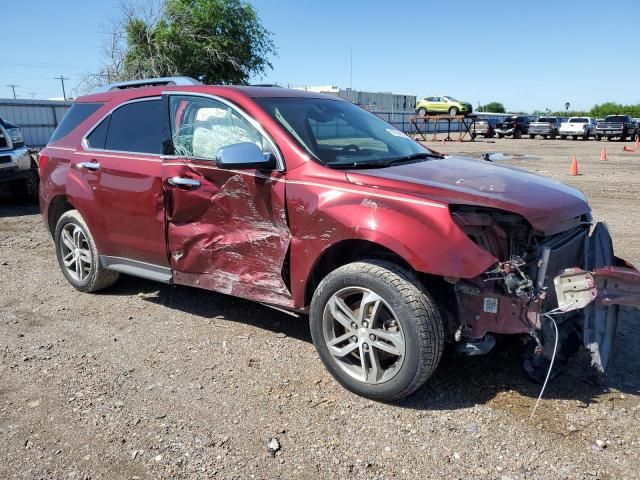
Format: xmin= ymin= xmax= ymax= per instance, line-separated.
xmin=328 ymin=152 xmax=443 ymax=170
xmin=384 ymin=152 xmax=444 ymax=164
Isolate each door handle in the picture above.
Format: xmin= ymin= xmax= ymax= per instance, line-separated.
xmin=78 ymin=161 xmax=101 ymax=171
xmin=168 ymin=176 xmax=201 ymax=189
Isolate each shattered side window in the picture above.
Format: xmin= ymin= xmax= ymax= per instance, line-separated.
xmin=169 ymin=95 xmax=266 ymax=160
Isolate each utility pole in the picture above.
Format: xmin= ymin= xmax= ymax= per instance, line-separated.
xmin=54 ymin=74 xmax=70 ymax=100
xmin=6 ymin=84 xmax=19 ymax=99
xmin=349 ymin=47 xmax=353 ymax=90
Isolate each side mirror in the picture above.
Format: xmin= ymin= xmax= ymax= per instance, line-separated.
xmin=216 ymin=142 xmax=275 ymax=170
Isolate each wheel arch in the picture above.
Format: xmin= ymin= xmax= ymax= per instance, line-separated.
xmin=303 ymin=238 xmax=413 ymax=307
xmin=46 ymin=195 xmax=76 ymax=236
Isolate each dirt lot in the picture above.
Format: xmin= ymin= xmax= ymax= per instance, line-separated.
xmin=1 ymin=137 xmax=639 ymax=479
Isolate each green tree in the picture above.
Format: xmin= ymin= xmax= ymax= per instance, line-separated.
xmin=478 ymin=102 xmax=506 ymax=113
xmin=123 ymin=0 xmax=276 ymax=84
xmin=590 ymin=102 xmax=640 ymax=118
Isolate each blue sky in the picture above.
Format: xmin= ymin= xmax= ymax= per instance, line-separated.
xmin=1 ymin=0 xmax=638 ymax=111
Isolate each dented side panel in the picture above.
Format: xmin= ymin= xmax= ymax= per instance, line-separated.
xmin=163 ymin=159 xmax=292 ymax=306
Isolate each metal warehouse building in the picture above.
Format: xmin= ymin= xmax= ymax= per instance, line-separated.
xmin=0 ymin=98 xmax=72 ymax=147
xmin=294 ymin=85 xmax=416 ymax=113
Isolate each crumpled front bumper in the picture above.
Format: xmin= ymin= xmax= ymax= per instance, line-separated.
xmin=455 ymin=222 xmax=639 ymax=374
xmin=552 ymin=223 xmax=640 ymax=372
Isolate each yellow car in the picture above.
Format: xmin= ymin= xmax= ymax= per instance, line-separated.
xmin=416 ymin=96 xmax=473 ymax=116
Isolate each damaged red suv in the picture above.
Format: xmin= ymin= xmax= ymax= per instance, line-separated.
xmin=40 ymin=77 xmax=639 ymax=401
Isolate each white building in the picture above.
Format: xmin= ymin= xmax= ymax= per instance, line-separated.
xmin=293 ymin=85 xmax=416 ymax=113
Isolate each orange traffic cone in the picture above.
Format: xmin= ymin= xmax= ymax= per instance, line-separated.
xmin=600 ymin=146 xmax=607 ymax=161
xmin=623 ymin=145 xmax=635 ymax=152
xmin=569 ymin=157 xmax=579 ymax=176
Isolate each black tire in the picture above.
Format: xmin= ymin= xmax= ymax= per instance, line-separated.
xmin=8 ymin=159 xmax=39 ymax=203
xmin=529 ymin=134 xmax=536 ymax=139
xmin=417 ymin=107 xmax=427 ymax=117
xmin=514 ymin=130 xmax=522 ymax=139
xmin=560 ymin=135 xmax=567 ymax=140
xmin=498 ymin=133 xmax=505 ymax=139
xmin=54 ymin=210 xmax=119 ymax=292
xmin=309 ymin=260 xmax=444 ymax=402
xmin=448 ymin=107 xmax=458 ymax=116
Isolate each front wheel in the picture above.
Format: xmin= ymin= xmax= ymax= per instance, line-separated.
xmin=448 ymin=107 xmax=459 ymax=116
xmin=54 ymin=210 xmax=119 ymax=292
xmin=417 ymin=107 xmax=427 ymax=116
xmin=9 ymin=158 xmax=39 ymax=202
xmin=309 ymin=261 xmax=444 ymax=402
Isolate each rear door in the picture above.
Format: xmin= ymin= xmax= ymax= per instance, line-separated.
xmin=161 ymin=93 xmax=292 ymax=306
xmin=75 ymin=97 xmax=170 ymax=271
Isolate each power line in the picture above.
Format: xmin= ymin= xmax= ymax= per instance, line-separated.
xmin=54 ymin=74 xmax=70 ymax=100
xmin=6 ymin=84 xmax=19 ymax=99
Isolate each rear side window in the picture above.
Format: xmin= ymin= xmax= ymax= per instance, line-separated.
xmin=105 ymin=99 xmax=164 ymax=154
xmin=86 ymin=116 xmax=111 ymax=149
xmin=49 ymin=103 xmax=103 ymax=143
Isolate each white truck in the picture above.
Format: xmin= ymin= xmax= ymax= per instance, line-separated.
xmin=559 ymin=117 xmax=597 ymax=140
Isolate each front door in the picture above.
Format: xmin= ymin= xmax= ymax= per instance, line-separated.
xmin=161 ymin=94 xmax=292 ymax=307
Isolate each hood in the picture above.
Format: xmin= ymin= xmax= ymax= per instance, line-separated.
xmin=345 ymin=155 xmax=590 ymax=234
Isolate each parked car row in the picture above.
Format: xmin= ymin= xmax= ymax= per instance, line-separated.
xmin=471 ymin=115 xmax=639 ymax=140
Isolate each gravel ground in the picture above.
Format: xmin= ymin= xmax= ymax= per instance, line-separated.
xmin=1 ymin=137 xmax=639 ymax=479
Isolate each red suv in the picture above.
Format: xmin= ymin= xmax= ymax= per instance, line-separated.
xmin=39 ymin=77 xmax=637 ymax=401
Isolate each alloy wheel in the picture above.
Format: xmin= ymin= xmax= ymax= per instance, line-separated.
xmin=322 ymin=287 xmax=406 ymax=384
xmin=59 ymin=223 xmax=92 ymax=282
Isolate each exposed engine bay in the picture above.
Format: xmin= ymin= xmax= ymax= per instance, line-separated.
xmin=447 ymin=205 xmax=640 ymax=382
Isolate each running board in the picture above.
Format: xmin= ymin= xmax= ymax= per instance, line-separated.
xmin=100 ymin=256 xmax=173 ymax=284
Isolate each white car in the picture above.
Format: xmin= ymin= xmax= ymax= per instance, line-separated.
xmin=559 ymin=117 xmax=596 ymax=140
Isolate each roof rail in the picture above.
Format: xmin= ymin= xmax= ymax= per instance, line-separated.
xmin=92 ymin=76 xmax=202 ymax=94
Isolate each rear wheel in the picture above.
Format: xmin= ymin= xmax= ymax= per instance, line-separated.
xmin=54 ymin=210 xmax=119 ymax=292
xmin=309 ymin=261 xmax=444 ymax=401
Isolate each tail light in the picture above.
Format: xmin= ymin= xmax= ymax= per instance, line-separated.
xmin=37 ymin=152 xmax=49 ymax=176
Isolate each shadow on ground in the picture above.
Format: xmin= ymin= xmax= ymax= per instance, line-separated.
xmin=103 ymin=275 xmax=640 ymax=411
xmin=0 ymin=196 xmax=40 ymax=218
